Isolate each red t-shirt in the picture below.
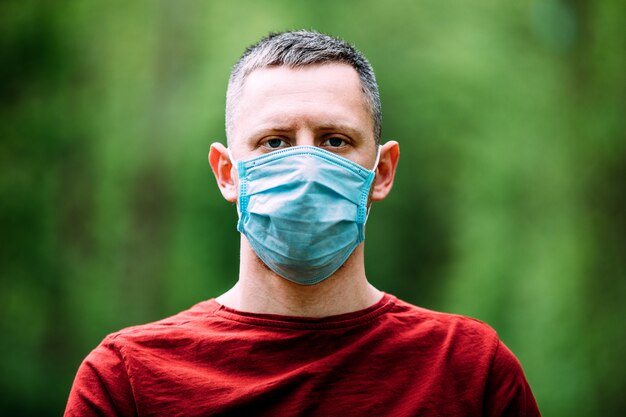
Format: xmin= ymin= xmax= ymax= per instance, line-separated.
xmin=65 ymin=294 xmax=540 ymax=416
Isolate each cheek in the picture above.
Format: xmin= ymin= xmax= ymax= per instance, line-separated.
xmin=356 ymin=147 xmax=379 ymax=171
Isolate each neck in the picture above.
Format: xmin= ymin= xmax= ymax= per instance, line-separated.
xmin=216 ymin=238 xmax=382 ymax=318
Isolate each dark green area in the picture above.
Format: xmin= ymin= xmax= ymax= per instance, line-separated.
xmin=1 ymin=1 xmax=624 ymax=415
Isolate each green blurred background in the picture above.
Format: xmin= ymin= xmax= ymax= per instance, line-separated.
xmin=1 ymin=0 xmax=625 ymax=415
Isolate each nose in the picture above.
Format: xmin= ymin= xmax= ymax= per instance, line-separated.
xmin=293 ymin=128 xmax=316 ymax=147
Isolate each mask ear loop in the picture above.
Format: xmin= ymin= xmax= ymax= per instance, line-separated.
xmin=372 ymin=145 xmax=381 ymax=171
xmin=227 ymin=148 xmax=243 ymax=220
xmin=365 ymin=145 xmax=382 ymax=221
xmin=227 ymin=148 xmax=236 ymax=165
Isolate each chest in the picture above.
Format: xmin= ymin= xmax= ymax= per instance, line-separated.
xmin=126 ymin=332 xmax=488 ymax=417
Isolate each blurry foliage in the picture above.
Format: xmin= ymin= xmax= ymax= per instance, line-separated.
xmin=0 ymin=0 xmax=624 ymax=415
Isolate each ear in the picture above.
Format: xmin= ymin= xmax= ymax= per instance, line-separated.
xmin=371 ymin=140 xmax=400 ymax=202
xmin=209 ymin=142 xmax=238 ymax=202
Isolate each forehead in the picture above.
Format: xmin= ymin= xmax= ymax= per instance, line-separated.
xmin=242 ymin=62 xmax=363 ymax=97
xmin=230 ymin=63 xmax=373 ymax=142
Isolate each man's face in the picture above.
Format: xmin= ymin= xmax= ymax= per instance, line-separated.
xmin=228 ymin=63 xmax=378 ymax=170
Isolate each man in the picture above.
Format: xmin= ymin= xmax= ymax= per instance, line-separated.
xmin=65 ymin=30 xmax=540 ymax=416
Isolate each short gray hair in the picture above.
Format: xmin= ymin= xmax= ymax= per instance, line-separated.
xmin=226 ymin=30 xmax=381 ymax=144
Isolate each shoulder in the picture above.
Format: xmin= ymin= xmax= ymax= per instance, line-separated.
xmin=387 ymin=297 xmax=541 ymax=415
xmin=383 ymin=296 xmax=501 ymax=365
xmin=101 ymin=299 xmax=222 ymax=353
xmin=390 ymin=296 xmax=499 ymax=341
xmin=65 ymin=302 xmax=219 ymax=416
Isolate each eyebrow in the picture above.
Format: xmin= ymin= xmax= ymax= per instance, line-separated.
xmin=250 ymin=123 xmax=364 ymax=137
xmin=317 ymin=124 xmax=360 ymax=133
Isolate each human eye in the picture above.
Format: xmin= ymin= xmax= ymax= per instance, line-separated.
xmin=321 ymin=136 xmax=349 ymax=148
xmin=262 ymin=137 xmax=290 ymax=150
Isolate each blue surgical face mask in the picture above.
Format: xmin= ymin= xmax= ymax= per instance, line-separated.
xmin=230 ymin=145 xmax=380 ymax=285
